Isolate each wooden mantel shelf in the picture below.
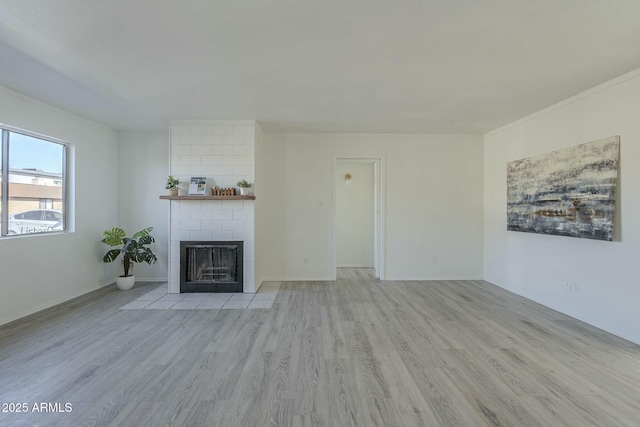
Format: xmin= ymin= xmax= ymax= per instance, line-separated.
xmin=160 ymin=195 xmax=256 ymax=201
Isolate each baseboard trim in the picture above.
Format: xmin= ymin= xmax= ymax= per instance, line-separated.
xmin=383 ymin=276 xmax=483 ymax=281
xmin=0 ymin=280 xmax=113 ymax=327
xmin=260 ymin=276 xmax=333 ymax=282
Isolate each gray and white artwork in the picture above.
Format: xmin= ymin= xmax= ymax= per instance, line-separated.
xmin=507 ymin=136 xmax=619 ymax=241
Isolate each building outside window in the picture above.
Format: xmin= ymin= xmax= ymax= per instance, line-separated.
xmin=0 ymin=126 xmax=67 ymax=237
xmin=39 ymin=198 xmax=54 ymax=209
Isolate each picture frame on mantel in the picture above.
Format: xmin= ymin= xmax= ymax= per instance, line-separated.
xmin=188 ymin=177 xmax=207 ymax=195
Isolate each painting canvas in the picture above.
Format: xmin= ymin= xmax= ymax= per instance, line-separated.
xmin=507 ymin=136 xmax=619 ymax=241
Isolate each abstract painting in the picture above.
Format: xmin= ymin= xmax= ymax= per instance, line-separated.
xmin=507 ymin=136 xmax=619 ymax=241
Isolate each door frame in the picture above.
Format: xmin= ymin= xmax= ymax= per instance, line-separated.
xmin=332 ymin=154 xmax=386 ymax=280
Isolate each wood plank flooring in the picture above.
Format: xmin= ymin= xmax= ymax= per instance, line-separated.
xmin=1 ymin=268 xmax=639 ymax=426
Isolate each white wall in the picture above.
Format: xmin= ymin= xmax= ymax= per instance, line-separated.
xmin=484 ymin=69 xmax=640 ymax=344
xmin=0 ymin=85 xmax=119 ymax=326
xmin=260 ymin=133 xmax=484 ymax=281
xmin=336 ymin=161 xmax=374 ymax=267
xmin=118 ymin=131 xmax=170 ymax=281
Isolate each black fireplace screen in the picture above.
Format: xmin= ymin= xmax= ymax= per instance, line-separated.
xmin=180 ymin=241 xmax=243 ymax=293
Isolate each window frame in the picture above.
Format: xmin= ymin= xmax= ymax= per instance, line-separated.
xmin=0 ymin=123 xmax=69 ymax=238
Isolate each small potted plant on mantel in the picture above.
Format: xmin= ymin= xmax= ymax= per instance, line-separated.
xmin=237 ymin=179 xmax=253 ymax=196
xmin=102 ymin=227 xmax=158 ymax=290
xmin=166 ymin=175 xmax=180 ymax=196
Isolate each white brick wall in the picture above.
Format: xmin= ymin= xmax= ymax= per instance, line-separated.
xmin=168 ymin=120 xmax=256 ymax=293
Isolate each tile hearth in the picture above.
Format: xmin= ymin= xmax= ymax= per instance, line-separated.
xmin=119 ymin=282 xmax=280 ymax=310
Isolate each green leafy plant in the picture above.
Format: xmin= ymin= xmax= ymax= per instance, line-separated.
xmin=102 ymin=227 xmax=157 ymax=277
xmin=237 ymin=179 xmax=252 ymax=188
xmin=165 ymin=175 xmax=180 ymax=190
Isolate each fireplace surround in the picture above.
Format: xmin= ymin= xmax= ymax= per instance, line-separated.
xmin=168 ymin=120 xmax=260 ymax=294
xmin=180 ymin=241 xmax=243 ymax=293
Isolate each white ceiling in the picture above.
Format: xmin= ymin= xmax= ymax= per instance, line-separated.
xmin=1 ymin=0 xmax=640 ymax=134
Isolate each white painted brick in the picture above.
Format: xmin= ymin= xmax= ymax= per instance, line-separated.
xmin=211 ymin=231 xmax=234 ymax=240
xmin=179 ymin=220 xmax=201 ymax=231
xmin=191 ymin=125 xmax=214 ymax=134
xmin=223 ymin=155 xmax=244 ymax=166
xmin=170 ymin=241 xmax=180 ymax=257
xmin=201 ymin=220 xmax=223 ymax=231
xmin=190 ymin=165 xmax=213 ymax=176
xmin=232 ymin=165 xmax=253 ymax=176
xmin=171 ymin=124 xmax=192 ymax=135
xmin=208 ymin=176 xmax=223 ymax=188
xmin=214 ymin=146 xmax=234 ymax=156
xmin=181 ymin=134 xmax=203 ymax=145
xmin=201 ymin=134 xmax=224 ymax=145
xmin=222 ymin=200 xmax=243 ymax=210
xmin=212 ymin=124 xmax=234 ymax=134
xmin=180 ymin=155 xmax=201 ymax=165
xmin=223 ymin=135 xmax=244 ymax=145
xmin=170 ymin=165 xmax=191 ymax=176
xmin=177 ymin=183 xmax=190 ymax=195
xmin=223 ymin=221 xmax=244 ymax=231
xmin=176 ymin=209 xmax=191 ymax=220
xmin=190 ymin=230 xmax=212 ymax=240
xmin=201 ymin=200 xmax=224 ymax=210
xmin=190 ymin=145 xmax=213 ymax=156
xmin=234 ymin=124 xmax=255 ymax=136
xmin=222 ymin=176 xmax=243 ymax=187
xmin=201 ymin=156 xmax=223 ymax=165
xmin=232 ymin=209 xmax=249 ymax=220
xmin=211 ymin=166 xmax=234 ymax=176
xmin=233 ymin=230 xmax=254 ymax=241
xmin=190 ymin=209 xmax=212 ymax=220
xmin=169 ymin=120 xmax=256 ymax=285
xmin=232 ymin=145 xmax=254 ymax=156
xmin=170 ymin=267 xmax=180 ymax=286
xmin=172 ymin=230 xmax=192 ymax=241
xmin=212 ymin=210 xmax=233 ymax=220
xmin=243 ymin=262 xmax=255 ymax=292
xmin=169 ymin=278 xmax=179 ymax=294
xmin=171 ymin=145 xmax=191 ymax=155
xmin=180 ymin=200 xmax=201 ymax=209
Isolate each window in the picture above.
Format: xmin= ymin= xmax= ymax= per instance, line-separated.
xmin=0 ymin=125 xmax=67 ymax=237
xmin=40 ymin=198 xmax=54 ymax=209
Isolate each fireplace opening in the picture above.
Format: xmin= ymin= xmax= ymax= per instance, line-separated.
xmin=180 ymin=241 xmax=243 ymax=293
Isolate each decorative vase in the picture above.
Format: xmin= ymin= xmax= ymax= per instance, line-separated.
xmin=116 ymin=275 xmax=135 ymax=290
xmin=239 ymin=187 xmax=251 ymax=196
xmin=169 ymin=188 xmax=179 ymax=196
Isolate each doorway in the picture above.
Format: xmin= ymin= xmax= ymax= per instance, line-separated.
xmin=332 ymin=155 xmax=385 ymax=280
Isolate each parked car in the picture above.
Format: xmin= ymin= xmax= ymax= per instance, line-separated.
xmin=7 ymin=209 xmax=63 ymax=235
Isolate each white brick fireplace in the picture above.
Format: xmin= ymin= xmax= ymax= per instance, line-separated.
xmin=168 ymin=120 xmax=257 ymax=293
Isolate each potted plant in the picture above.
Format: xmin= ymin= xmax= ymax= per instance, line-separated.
xmin=165 ymin=175 xmax=180 ymax=196
xmin=237 ymin=179 xmax=253 ymax=196
xmin=102 ymin=227 xmax=158 ymax=290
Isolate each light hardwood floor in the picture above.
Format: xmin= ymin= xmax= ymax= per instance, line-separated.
xmin=1 ymin=268 xmax=639 ymax=426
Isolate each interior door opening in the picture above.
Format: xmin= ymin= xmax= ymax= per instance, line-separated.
xmin=333 ymin=155 xmax=385 ymax=280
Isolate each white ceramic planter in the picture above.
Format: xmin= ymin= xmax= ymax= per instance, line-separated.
xmin=239 ymin=187 xmax=252 ymax=196
xmin=116 ymin=275 xmax=135 ymax=290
